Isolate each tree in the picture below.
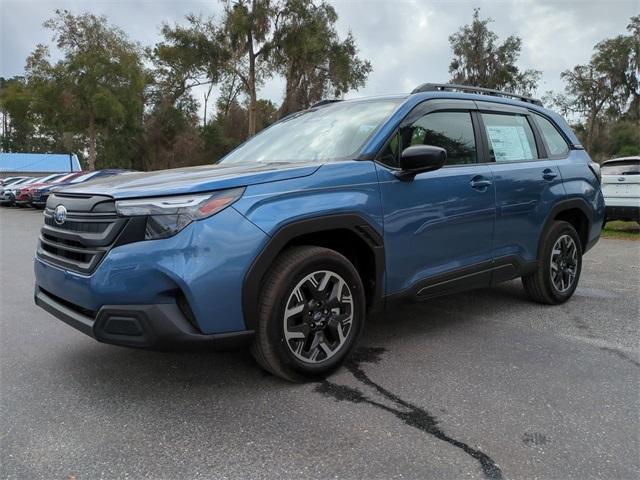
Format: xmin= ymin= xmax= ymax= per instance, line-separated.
xmin=448 ymin=9 xmax=540 ymax=95
xmin=151 ymin=14 xmax=227 ymax=108
xmin=221 ymin=0 xmax=275 ymax=137
xmin=271 ymin=0 xmax=372 ymax=116
xmin=153 ymin=1 xmax=372 ymax=141
xmin=550 ymin=14 xmax=639 ymax=154
xmin=0 ymin=77 xmax=35 ymax=152
xmin=206 ymin=96 xmax=277 ymax=161
xmin=143 ymin=96 xmax=205 ymax=171
xmin=153 ymin=3 xmax=274 ymax=138
xmin=7 ymin=3 xmax=374 ymax=170
xmin=0 ymin=75 xmax=78 ymax=153
xmin=26 ymin=10 xmax=147 ymax=169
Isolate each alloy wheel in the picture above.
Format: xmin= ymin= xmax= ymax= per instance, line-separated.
xmin=550 ymin=234 xmax=578 ymax=293
xmin=283 ymin=270 xmax=353 ymax=364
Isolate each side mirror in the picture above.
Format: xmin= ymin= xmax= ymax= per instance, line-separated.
xmin=396 ymin=145 xmax=447 ymax=180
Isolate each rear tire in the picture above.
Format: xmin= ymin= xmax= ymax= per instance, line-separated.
xmin=251 ymin=246 xmax=365 ymax=382
xmin=522 ymin=221 xmax=582 ymax=305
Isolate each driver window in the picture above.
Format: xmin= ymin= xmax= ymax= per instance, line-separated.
xmin=406 ymin=111 xmax=477 ymax=165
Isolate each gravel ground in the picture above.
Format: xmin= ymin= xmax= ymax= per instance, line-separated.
xmin=1 ymin=207 xmax=639 ymax=480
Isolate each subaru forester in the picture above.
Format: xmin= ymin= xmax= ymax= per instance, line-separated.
xmin=34 ymin=84 xmax=605 ymax=381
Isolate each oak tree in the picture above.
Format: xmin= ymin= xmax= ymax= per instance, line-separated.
xmin=448 ymin=9 xmax=540 ymax=95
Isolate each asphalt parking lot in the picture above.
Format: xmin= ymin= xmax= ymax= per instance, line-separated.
xmin=1 ymin=207 xmax=639 ymax=480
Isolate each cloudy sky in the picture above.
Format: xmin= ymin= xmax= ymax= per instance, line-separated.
xmin=1 ymin=0 xmax=637 ymax=111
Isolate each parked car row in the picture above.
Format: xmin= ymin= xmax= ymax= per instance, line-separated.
xmin=0 ymin=170 xmax=130 ymax=208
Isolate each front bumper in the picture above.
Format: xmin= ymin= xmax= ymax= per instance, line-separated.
xmin=34 ymin=205 xmax=268 ymax=338
xmin=31 ymin=195 xmax=47 ymax=207
xmin=35 ymin=286 xmax=254 ymax=350
xmin=15 ymin=196 xmax=32 ymax=206
xmin=0 ymin=193 xmax=15 ymax=205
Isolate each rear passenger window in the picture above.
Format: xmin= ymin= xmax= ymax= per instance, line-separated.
xmin=482 ymin=113 xmax=538 ymax=162
xmin=406 ymin=111 xmax=477 ymax=165
xmin=533 ymin=114 xmax=569 ymax=157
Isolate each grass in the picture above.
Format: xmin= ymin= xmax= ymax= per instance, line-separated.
xmin=602 ymin=220 xmax=640 ymax=240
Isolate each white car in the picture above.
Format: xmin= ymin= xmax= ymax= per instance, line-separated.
xmin=0 ymin=177 xmax=38 ymax=206
xmin=601 ymin=156 xmax=640 ymax=225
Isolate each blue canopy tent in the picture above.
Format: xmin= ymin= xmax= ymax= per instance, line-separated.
xmin=0 ymin=153 xmax=81 ymax=176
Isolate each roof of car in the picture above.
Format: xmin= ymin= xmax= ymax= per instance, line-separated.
xmin=349 ymin=88 xmax=581 ymax=158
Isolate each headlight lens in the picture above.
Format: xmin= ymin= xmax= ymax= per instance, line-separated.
xmin=115 ymin=187 xmax=245 ymax=240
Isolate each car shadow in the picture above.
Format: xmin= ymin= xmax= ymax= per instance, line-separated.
xmin=53 ymin=280 xmax=531 ymax=400
xmin=364 ymin=280 xmax=530 ymax=339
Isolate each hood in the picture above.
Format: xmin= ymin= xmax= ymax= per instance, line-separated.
xmin=56 ymin=162 xmax=322 ymax=199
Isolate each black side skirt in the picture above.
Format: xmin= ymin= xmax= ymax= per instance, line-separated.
xmin=386 ymin=255 xmax=538 ymax=303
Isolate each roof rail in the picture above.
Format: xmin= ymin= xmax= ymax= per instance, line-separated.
xmin=411 ymin=83 xmax=543 ymax=106
xmin=310 ymin=99 xmax=343 ymax=108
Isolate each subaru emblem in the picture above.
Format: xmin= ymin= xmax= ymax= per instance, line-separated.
xmin=53 ymin=204 xmax=67 ymax=225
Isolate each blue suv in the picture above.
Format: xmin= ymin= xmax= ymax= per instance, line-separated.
xmin=34 ymin=84 xmax=604 ymax=381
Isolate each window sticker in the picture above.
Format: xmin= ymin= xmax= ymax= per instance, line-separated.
xmin=486 ymin=125 xmax=533 ymax=161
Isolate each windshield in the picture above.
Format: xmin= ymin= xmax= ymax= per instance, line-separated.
xmin=219 ymin=98 xmax=403 ymax=165
xmin=602 ymin=159 xmax=640 ymax=175
xmin=19 ymin=178 xmax=38 ymax=186
xmin=4 ymin=178 xmax=26 ymax=186
xmin=52 ymin=172 xmax=78 ymax=183
xmin=36 ymin=173 xmax=65 ymax=184
xmin=69 ymin=171 xmax=100 ymax=183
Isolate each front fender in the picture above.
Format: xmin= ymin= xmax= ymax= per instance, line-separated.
xmin=232 ymin=161 xmax=385 ymax=329
xmin=233 ymin=161 xmax=383 ymax=233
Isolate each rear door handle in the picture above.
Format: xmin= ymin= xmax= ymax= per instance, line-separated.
xmin=470 ymin=176 xmax=492 ymax=190
xmin=542 ymin=169 xmax=558 ymax=180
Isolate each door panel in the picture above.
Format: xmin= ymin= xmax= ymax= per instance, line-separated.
xmin=489 ymin=160 xmax=565 ymax=262
xmin=377 ymin=164 xmax=496 ymax=295
xmin=479 ymin=112 xmax=566 ymax=263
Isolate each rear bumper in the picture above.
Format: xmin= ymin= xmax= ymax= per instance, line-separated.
xmin=605 ymin=205 xmax=640 ymax=222
xmin=31 ymin=196 xmax=47 ymax=207
xmin=35 ymin=286 xmax=254 ymax=350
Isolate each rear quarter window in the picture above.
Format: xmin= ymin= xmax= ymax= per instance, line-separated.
xmin=533 ymin=114 xmax=569 ymax=157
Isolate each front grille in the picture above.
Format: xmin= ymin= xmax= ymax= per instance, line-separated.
xmin=44 ymin=215 xmax=110 ymax=233
xmin=36 ymin=194 xmax=129 ymax=275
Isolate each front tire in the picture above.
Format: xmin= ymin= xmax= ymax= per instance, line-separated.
xmin=251 ymin=246 xmax=365 ymax=382
xmin=522 ymin=221 xmax=582 ymax=305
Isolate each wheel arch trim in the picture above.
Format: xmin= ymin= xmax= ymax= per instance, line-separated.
xmin=539 ymin=198 xmax=594 ymax=255
xmin=241 ymin=213 xmax=385 ymax=330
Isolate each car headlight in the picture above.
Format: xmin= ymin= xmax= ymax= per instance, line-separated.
xmin=115 ymin=188 xmax=245 ymax=240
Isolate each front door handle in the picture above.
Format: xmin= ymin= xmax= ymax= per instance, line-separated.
xmin=542 ymin=169 xmax=558 ymax=180
xmin=470 ymin=176 xmax=492 ymax=190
